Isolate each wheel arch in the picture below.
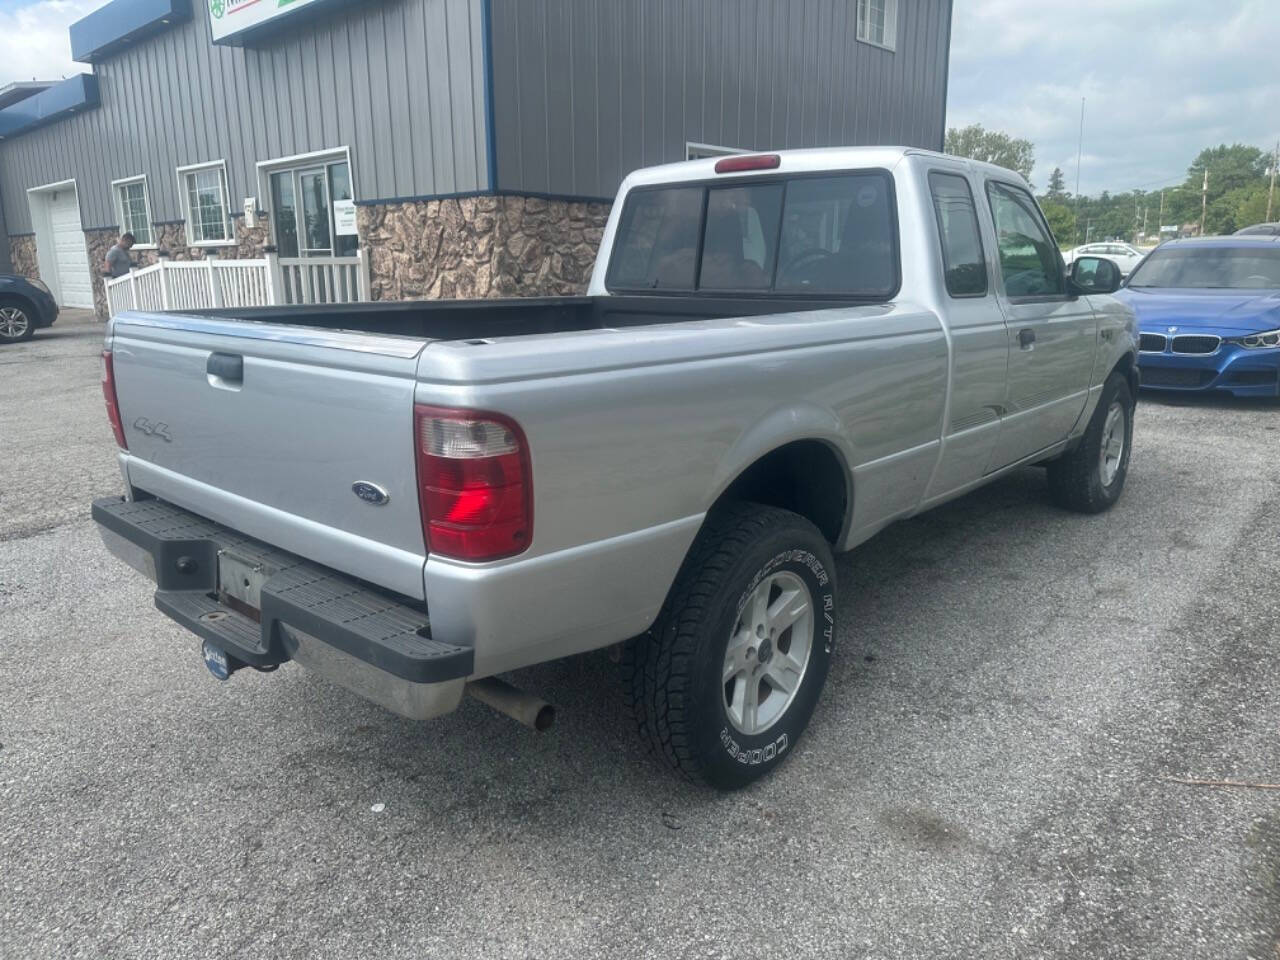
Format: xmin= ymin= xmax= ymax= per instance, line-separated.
xmin=706 ymin=413 xmax=854 ymax=546
xmin=1111 ymin=349 xmax=1139 ymax=397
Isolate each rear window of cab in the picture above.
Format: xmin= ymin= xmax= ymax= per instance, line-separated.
xmin=605 ymin=170 xmax=900 ymax=299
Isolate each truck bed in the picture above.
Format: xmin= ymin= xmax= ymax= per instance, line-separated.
xmin=197 ymin=294 xmax=864 ymax=342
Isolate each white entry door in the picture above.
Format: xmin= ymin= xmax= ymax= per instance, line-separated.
xmin=47 ymin=189 xmax=94 ymax=308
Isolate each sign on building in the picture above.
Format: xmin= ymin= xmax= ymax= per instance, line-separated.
xmin=208 ymin=0 xmax=329 ymax=44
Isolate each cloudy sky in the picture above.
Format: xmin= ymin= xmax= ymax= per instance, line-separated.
xmin=948 ymin=0 xmax=1280 ymax=195
xmin=1 ymin=0 xmax=1277 ymax=198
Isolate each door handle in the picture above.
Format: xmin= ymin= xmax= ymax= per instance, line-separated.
xmin=1018 ymin=328 xmax=1036 ymax=350
xmin=207 ymin=352 xmax=243 ymax=386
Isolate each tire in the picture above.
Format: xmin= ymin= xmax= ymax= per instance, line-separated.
xmin=621 ymin=502 xmax=837 ymax=790
xmin=1046 ymin=370 xmax=1135 ymax=513
xmin=0 ymin=298 xmax=34 ymax=344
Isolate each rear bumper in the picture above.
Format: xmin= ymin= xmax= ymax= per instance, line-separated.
xmin=1137 ymin=342 xmax=1280 ymax=397
xmin=92 ymin=495 xmax=472 ymax=720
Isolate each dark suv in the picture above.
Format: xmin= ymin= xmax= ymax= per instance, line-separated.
xmin=0 ymin=274 xmax=59 ymax=344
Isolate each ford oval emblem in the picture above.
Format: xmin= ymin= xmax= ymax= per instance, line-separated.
xmin=352 ymin=481 xmax=391 ymax=506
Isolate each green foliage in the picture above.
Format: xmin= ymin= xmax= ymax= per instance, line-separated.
xmin=1040 ymin=200 xmax=1076 ymax=245
xmin=945 ymin=124 xmax=1036 ymax=181
xmin=1033 ymin=141 xmax=1276 ymax=243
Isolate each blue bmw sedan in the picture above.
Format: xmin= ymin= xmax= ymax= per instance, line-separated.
xmin=1115 ymin=236 xmax=1280 ymax=397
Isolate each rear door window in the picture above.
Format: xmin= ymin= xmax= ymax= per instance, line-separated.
xmin=927 ymin=171 xmax=987 ymax=296
xmin=606 ymin=171 xmax=898 ymax=298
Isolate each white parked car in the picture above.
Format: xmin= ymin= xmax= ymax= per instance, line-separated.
xmin=1065 ymin=242 xmax=1148 ymax=277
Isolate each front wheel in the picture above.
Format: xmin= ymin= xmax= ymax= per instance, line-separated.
xmin=0 ymin=300 xmax=34 ymax=344
xmin=1046 ymin=370 xmax=1135 ymax=513
xmin=621 ymin=503 xmax=837 ymax=790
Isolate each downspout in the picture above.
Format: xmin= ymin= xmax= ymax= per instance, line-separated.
xmin=0 ymin=178 xmax=11 ymax=273
xmin=938 ymin=0 xmax=954 ymax=153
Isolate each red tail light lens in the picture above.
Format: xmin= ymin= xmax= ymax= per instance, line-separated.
xmin=414 ymin=405 xmax=532 ymax=561
xmin=714 ymin=153 xmax=781 ymax=174
xmin=101 ymin=350 xmax=128 ymax=449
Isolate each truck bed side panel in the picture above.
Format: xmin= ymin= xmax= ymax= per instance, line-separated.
xmin=416 ymin=303 xmax=947 ymax=675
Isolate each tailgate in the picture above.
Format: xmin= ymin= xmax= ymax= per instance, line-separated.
xmin=109 ymin=312 xmax=430 ymax=599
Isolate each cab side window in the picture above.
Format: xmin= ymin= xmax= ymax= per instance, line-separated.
xmin=986 ymin=182 xmax=1064 ymax=298
xmin=928 ymin=172 xmax=987 ymax=296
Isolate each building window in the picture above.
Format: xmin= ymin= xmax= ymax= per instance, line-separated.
xmin=177 ymin=161 xmax=233 ymax=245
xmin=686 ymin=142 xmax=747 ymax=161
xmin=857 ymin=0 xmax=897 ymax=51
xmin=259 ymin=149 xmax=358 ymax=259
xmin=112 ymin=176 xmax=154 ymax=247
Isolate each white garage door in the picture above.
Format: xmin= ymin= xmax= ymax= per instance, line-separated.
xmin=47 ymin=190 xmax=94 ymax=309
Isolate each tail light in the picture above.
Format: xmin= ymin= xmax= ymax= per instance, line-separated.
xmin=101 ymin=350 xmax=128 ymax=449
xmin=414 ymin=405 xmax=532 ymax=562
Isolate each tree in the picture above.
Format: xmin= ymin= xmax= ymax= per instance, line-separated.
xmin=1046 ymin=167 xmax=1067 ymax=201
xmin=1040 ymin=200 xmax=1076 ymax=247
xmin=945 ymin=124 xmax=1035 ymax=181
xmin=1186 ymin=144 xmax=1267 ymax=198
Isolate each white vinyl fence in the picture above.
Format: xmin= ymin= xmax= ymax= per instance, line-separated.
xmin=105 ymin=249 xmax=371 ymax=318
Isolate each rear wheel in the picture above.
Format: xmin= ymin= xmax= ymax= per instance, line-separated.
xmin=1046 ymin=370 xmax=1135 ymax=513
xmin=0 ymin=300 xmax=34 ymax=344
xmin=621 ymin=503 xmax=836 ymax=790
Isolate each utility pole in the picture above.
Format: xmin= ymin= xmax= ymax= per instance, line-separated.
xmin=1200 ymin=167 xmax=1209 ymax=236
xmin=1142 ymin=206 xmax=1148 ymax=242
xmin=1268 ymin=141 xmax=1278 ymax=222
xmin=1134 ymin=191 xmax=1141 ymax=245
xmin=1073 ymin=97 xmax=1085 ymax=243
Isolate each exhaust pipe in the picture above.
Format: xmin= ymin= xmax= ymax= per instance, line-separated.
xmin=467 ymin=677 xmax=555 ymax=732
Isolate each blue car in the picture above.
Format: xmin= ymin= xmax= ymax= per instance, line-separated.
xmin=1115 ymin=236 xmax=1280 ymax=397
xmin=0 ymin=273 xmax=60 ymax=345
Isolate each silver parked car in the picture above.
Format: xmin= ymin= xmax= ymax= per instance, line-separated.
xmin=93 ymin=147 xmax=1137 ymax=789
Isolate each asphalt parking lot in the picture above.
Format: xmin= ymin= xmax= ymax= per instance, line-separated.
xmin=3 ymin=310 xmax=1279 ymax=959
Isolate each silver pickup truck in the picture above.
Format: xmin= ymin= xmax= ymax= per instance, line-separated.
xmin=93 ymin=147 xmax=1137 ymax=789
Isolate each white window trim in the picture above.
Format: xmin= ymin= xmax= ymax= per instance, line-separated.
xmin=110 ymin=175 xmax=156 ymax=250
xmin=176 ymin=160 xmax=235 ymax=247
xmin=686 ymin=142 xmax=748 ymax=161
xmin=255 ymin=146 xmax=356 ymax=254
xmin=856 ymin=0 xmax=898 ymax=52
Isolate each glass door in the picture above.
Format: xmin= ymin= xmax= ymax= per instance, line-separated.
xmin=268 ymin=159 xmax=358 ymax=259
xmin=298 ymin=167 xmax=332 ymax=258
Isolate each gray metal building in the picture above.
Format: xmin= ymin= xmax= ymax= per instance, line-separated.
xmin=0 ymin=0 xmax=953 ymax=314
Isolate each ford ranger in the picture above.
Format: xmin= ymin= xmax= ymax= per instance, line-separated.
xmin=92 ymin=147 xmax=1137 ymax=789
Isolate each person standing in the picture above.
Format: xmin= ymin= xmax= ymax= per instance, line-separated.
xmin=104 ymin=233 xmax=136 ymax=278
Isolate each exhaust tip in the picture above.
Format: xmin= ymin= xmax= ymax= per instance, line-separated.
xmin=533 ymin=704 xmax=555 ymax=732
xmin=467 ymin=677 xmax=556 ymax=732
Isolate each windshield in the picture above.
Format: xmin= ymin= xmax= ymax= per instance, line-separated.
xmin=1126 ymin=246 xmax=1280 ymax=289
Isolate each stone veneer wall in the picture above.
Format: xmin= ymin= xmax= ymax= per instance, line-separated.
xmin=9 ymin=235 xmax=38 ymax=280
xmin=359 ymin=194 xmax=611 ymax=301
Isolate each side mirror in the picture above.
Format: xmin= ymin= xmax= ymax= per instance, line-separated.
xmin=1069 ymin=256 xmax=1122 ymax=295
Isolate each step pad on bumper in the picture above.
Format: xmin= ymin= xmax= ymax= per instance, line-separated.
xmin=92 ymin=496 xmax=472 ymax=684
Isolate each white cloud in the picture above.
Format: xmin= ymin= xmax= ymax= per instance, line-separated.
xmin=0 ymin=1 xmax=99 ymax=87
xmin=948 ymin=0 xmax=1280 ymax=195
